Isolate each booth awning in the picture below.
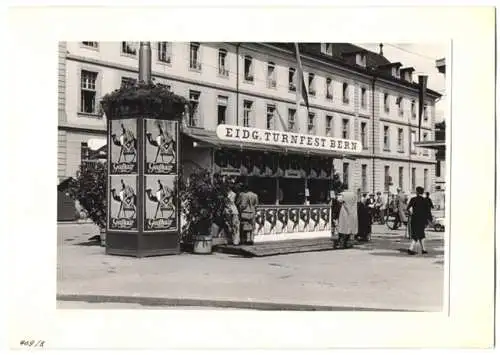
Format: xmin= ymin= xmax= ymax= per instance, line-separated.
xmin=183 ymin=128 xmax=351 ymax=158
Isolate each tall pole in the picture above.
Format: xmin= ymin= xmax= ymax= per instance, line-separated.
xmin=139 ymin=42 xmax=152 ymax=83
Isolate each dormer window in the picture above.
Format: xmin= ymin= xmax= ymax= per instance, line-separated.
xmin=392 ymin=67 xmax=400 ymax=78
xmin=356 ymin=53 xmax=366 ymax=67
xmin=321 ymin=43 xmax=333 ymax=56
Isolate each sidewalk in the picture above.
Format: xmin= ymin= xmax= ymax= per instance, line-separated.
xmin=57 ymin=223 xmax=445 ymax=311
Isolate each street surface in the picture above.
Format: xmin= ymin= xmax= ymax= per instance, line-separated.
xmin=57 ymin=222 xmax=445 ymax=311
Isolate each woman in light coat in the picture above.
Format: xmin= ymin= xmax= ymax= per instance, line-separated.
xmin=334 ymin=191 xmax=358 ymax=249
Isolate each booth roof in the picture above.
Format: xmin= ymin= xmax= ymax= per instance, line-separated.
xmin=183 ymin=128 xmax=352 ymax=159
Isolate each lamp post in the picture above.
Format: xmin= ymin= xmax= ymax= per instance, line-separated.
xmin=139 ymin=42 xmax=152 ymax=83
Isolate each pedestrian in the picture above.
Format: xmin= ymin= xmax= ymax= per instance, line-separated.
xmin=330 ymin=193 xmax=342 ymax=241
xmin=236 ymin=182 xmax=259 ymax=245
xmin=227 ymin=179 xmax=240 ymax=246
xmin=375 ymin=191 xmax=384 ymax=222
xmin=335 ymin=191 xmax=358 ymax=248
xmin=357 ymin=191 xmax=372 ymax=242
xmin=424 ymin=192 xmax=435 ymax=225
xmin=396 ymin=188 xmax=408 ymax=228
xmin=406 ymin=186 xmax=429 ymax=255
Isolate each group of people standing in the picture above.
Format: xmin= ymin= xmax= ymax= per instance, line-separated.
xmin=223 ymin=179 xmax=259 ymax=246
xmin=331 ymin=187 xmax=435 ymax=253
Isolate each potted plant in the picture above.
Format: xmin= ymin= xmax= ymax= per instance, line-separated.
xmin=67 ymin=162 xmax=107 ymax=246
xmin=179 ymin=170 xmax=233 ymax=254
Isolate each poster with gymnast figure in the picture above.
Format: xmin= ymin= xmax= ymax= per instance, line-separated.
xmin=144 ymin=175 xmax=177 ymax=231
xmin=110 ymin=119 xmax=137 ymax=174
xmin=108 ymin=175 xmax=137 ymax=230
xmin=144 ymin=119 xmax=177 ymax=175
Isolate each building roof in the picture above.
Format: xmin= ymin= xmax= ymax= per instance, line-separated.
xmin=259 ymin=42 xmax=442 ymax=98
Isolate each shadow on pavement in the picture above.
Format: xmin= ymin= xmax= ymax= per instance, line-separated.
xmin=75 ymin=235 xmax=101 ymax=246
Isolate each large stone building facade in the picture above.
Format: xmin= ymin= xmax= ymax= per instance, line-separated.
xmin=58 ymin=42 xmax=440 ymax=195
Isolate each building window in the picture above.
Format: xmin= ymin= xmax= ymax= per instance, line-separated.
xmin=424 ymin=104 xmax=429 ymax=121
xmin=80 ymin=70 xmax=97 ymax=114
xmin=398 ymin=167 xmax=404 ymax=191
xmin=343 ymin=163 xmax=349 ymax=189
xmin=342 ymin=119 xmax=349 ymax=139
xmin=423 ymin=132 xmax=429 ymax=156
xmin=244 ymin=56 xmax=254 ymax=81
xmin=384 ymin=166 xmax=390 ymax=192
xmin=121 ymin=77 xmax=137 ymax=88
xmin=326 ymin=78 xmax=333 ymax=100
xmin=243 ymin=100 xmax=253 ymax=127
xmin=384 ymin=93 xmax=390 ymax=113
xmin=436 ymin=161 xmax=441 ymax=177
xmin=325 ymin=115 xmax=333 ymax=136
xmin=361 ymin=122 xmax=368 ymax=149
xmin=217 ymin=96 xmax=228 ymax=125
xmin=321 ymin=43 xmax=333 ymax=55
xmin=411 ymin=100 xmax=416 ymax=118
xmin=266 ymin=105 xmax=275 ymax=129
xmin=342 ymin=83 xmax=349 ymax=104
xmin=397 ymin=128 xmax=404 ymax=152
xmin=81 ymin=142 xmax=90 ymax=162
xmin=361 ymin=87 xmax=367 ymax=108
xmin=82 ymin=41 xmax=98 ymax=48
xmin=424 ymin=169 xmax=429 ymax=192
xmin=188 ymin=90 xmax=201 ymax=126
xmin=410 ymin=130 xmax=416 ymax=153
xmin=308 ymin=112 xmax=316 ymax=134
xmin=189 ymin=42 xmax=201 ymax=70
xmin=288 ymin=108 xmax=296 ymax=132
xmin=411 ymin=168 xmax=416 ymax=192
xmin=396 ymin=96 xmax=403 ymax=116
xmin=121 ymin=41 xmax=137 ymax=56
xmin=157 ymin=42 xmax=171 ymax=63
xmin=267 ymin=62 xmax=276 ymax=89
xmin=289 ymin=68 xmax=296 ymax=91
xmin=383 ymin=125 xmax=390 ymax=150
xmin=361 ymin=164 xmax=367 ymax=193
xmin=218 ymin=49 xmax=229 ymax=77
xmin=308 ymin=73 xmax=316 ymax=96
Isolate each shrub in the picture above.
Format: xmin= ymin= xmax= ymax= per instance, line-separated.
xmin=179 ymin=169 xmax=233 ymax=245
xmin=67 ymin=162 xmax=107 ymax=229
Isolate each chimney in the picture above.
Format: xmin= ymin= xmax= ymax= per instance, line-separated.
xmin=379 ymin=43 xmax=384 ymax=56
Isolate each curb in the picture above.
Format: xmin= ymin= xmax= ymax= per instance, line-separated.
xmin=58 ymin=220 xmax=95 ymax=225
xmin=56 ymin=294 xmax=419 ymax=312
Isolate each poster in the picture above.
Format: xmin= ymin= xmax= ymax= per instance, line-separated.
xmin=264 ymin=208 xmax=277 ymax=235
xmin=144 ymin=119 xmax=177 ymax=175
xmin=299 ymin=207 xmax=311 ymax=232
xmin=144 ymin=175 xmax=177 ymax=231
xmin=108 ymin=175 xmax=137 ymax=230
xmin=110 ymin=119 xmax=137 ymax=174
xmin=288 ymin=208 xmax=300 ymax=233
xmin=320 ymin=207 xmax=331 ymax=231
xmin=254 ymin=209 xmax=265 ymax=235
xmin=310 ymin=207 xmax=321 ymax=231
xmin=277 ymin=208 xmax=289 ymax=234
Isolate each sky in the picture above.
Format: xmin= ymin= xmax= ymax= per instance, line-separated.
xmin=357 ymin=43 xmax=447 ymax=122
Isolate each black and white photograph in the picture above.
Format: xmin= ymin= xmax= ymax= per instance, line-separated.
xmin=7 ymin=5 xmax=495 ymax=351
xmin=63 ymin=39 xmax=447 ymax=309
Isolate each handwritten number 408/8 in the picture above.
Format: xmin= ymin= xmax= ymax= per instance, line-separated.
xmin=20 ymin=340 xmax=45 ymax=348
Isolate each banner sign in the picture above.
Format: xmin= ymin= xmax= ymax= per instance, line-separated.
xmin=216 ymin=124 xmax=362 ymax=153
